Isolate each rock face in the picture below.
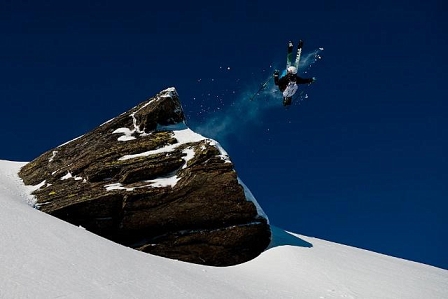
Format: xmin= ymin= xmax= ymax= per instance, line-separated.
xmin=19 ymin=88 xmax=271 ymax=266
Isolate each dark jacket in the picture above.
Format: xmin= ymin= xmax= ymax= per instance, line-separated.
xmin=275 ymin=73 xmax=314 ymax=92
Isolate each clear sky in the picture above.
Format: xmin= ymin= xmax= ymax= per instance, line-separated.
xmin=1 ymin=1 xmax=447 ymax=269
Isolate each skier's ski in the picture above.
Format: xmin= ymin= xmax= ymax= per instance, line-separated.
xmin=282 ymin=39 xmax=304 ymax=107
xmin=286 ymin=41 xmax=294 ymax=68
xmin=294 ymin=40 xmax=304 ymax=69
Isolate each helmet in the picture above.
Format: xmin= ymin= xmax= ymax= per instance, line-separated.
xmin=287 ymin=66 xmax=297 ymax=74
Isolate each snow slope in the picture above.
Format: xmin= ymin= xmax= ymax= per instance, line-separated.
xmin=1 ymin=160 xmax=447 ymax=299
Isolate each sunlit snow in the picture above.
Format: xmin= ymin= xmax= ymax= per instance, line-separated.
xmin=112 ymin=127 xmax=136 ymax=141
xmin=1 ymin=160 xmax=447 ymax=299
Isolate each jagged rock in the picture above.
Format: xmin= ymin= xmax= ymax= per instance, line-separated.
xmin=19 ymin=88 xmax=271 ymax=266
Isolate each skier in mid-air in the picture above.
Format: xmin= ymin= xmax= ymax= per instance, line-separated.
xmin=274 ymin=40 xmax=316 ymax=106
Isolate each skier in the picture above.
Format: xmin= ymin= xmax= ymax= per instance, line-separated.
xmin=274 ymin=41 xmax=316 ymax=106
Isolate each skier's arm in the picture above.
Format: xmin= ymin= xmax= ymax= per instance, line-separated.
xmin=295 ymin=75 xmax=314 ymax=84
xmin=277 ymin=76 xmax=288 ymax=92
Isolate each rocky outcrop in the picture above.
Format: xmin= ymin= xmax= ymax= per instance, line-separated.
xmin=19 ymin=88 xmax=271 ymax=266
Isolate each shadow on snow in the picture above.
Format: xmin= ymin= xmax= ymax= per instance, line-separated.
xmin=268 ymin=225 xmax=313 ymax=249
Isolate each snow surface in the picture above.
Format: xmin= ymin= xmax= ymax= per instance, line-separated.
xmin=1 ymin=160 xmax=447 ymax=298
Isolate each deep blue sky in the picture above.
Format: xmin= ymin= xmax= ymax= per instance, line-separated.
xmin=1 ymin=1 xmax=447 ymax=269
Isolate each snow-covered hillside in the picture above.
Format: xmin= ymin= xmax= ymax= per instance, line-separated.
xmin=1 ymin=160 xmax=447 ymax=298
